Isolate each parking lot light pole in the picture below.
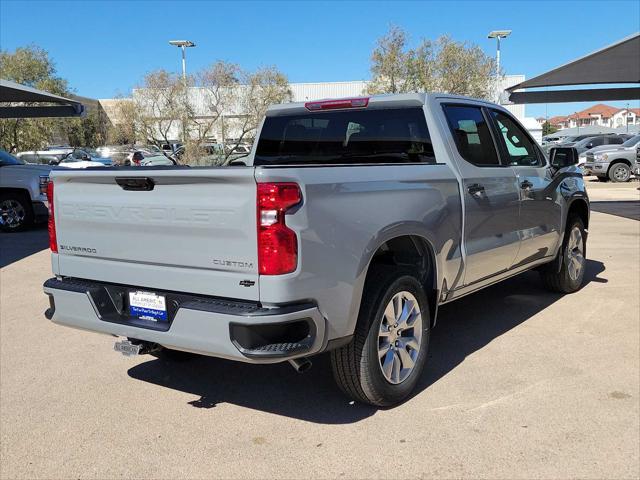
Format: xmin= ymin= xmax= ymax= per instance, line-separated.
xmin=169 ymin=40 xmax=196 ymax=143
xmin=487 ymin=30 xmax=511 ymax=102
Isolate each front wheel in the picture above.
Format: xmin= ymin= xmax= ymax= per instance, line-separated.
xmin=609 ymin=163 xmax=631 ymax=182
xmin=540 ymin=216 xmax=586 ymax=293
xmin=0 ymin=193 xmax=34 ymax=232
xmin=331 ymin=267 xmax=430 ymax=407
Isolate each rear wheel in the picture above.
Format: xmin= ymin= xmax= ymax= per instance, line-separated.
xmin=540 ymin=216 xmax=586 ymax=293
xmin=331 ymin=267 xmax=430 ymax=407
xmin=0 ymin=193 xmax=34 ymax=232
xmin=608 ymin=163 xmax=631 ymax=182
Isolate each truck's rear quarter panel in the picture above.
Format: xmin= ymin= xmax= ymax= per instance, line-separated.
xmin=256 ymin=164 xmax=462 ymax=340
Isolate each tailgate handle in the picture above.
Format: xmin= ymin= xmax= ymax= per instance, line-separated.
xmin=115 ymin=177 xmax=155 ymax=191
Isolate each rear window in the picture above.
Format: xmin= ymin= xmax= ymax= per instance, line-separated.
xmin=254 ymin=107 xmax=435 ymax=166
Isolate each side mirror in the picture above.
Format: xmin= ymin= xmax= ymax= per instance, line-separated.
xmin=48 ymin=159 xmax=60 ymax=165
xmin=549 ymin=147 xmax=579 ymax=169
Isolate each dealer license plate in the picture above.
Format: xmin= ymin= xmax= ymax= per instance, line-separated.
xmin=128 ymin=291 xmax=167 ymax=321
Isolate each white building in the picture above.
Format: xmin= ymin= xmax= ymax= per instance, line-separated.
xmin=100 ymin=75 xmax=533 ymax=143
xmin=548 ymin=104 xmax=640 ymax=130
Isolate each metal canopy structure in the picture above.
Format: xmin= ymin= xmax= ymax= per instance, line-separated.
xmin=0 ymin=79 xmax=85 ymax=118
xmin=507 ymin=33 xmax=640 ymax=104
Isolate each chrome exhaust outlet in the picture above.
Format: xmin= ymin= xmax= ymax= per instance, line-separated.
xmin=288 ymin=357 xmax=312 ymax=373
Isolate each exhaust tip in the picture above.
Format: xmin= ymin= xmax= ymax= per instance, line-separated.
xmin=288 ymin=357 xmax=312 ymax=373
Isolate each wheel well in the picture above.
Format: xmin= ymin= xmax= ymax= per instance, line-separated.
xmin=0 ymin=187 xmax=30 ymax=198
xmin=0 ymin=188 xmax=32 ymax=208
xmin=608 ymin=159 xmax=631 ymax=169
xmin=568 ymin=199 xmax=589 ymax=230
xmin=367 ymin=235 xmax=438 ymax=326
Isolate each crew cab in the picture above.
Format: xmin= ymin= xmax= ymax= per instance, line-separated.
xmin=43 ymin=94 xmax=589 ymax=406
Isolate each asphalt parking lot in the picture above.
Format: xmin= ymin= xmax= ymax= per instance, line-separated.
xmin=1 ymin=179 xmax=638 ymax=479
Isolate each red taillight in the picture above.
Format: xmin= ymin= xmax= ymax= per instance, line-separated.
xmin=305 ymin=97 xmax=369 ymax=111
xmin=46 ymin=181 xmax=58 ymax=253
xmin=257 ymin=183 xmax=301 ymax=275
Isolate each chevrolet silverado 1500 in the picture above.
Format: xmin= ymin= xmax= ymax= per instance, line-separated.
xmin=43 ymin=94 xmax=589 ymax=406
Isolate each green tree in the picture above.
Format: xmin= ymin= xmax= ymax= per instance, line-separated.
xmin=0 ymin=45 xmax=70 ymax=151
xmin=367 ymin=26 xmax=498 ymax=100
xmin=542 ymin=121 xmax=559 ymax=136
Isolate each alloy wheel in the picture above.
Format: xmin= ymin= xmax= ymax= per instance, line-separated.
xmin=377 ymin=291 xmax=423 ymax=384
xmin=566 ymin=226 xmax=585 ymax=281
xmin=0 ymin=199 xmax=26 ymax=229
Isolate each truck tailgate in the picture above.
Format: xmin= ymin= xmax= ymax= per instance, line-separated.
xmin=51 ymin=168 xmax=259 ymax=300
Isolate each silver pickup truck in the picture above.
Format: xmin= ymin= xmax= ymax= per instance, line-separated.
xmin=1 ymin=149 xmax=51 ymax=232
xmin=583 ymin=134 xmax=640 ymax=182
xmin=43 ymin=94 xmax=589 ymax=406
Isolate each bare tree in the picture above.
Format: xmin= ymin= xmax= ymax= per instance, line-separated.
xmin=221 ymin=66 xmax=292 ymax=163
xmin=368 ymin=26 xmax=497 ymax=100
xmin=131 ymin=69 xmax=188 ymax=147
xmin=192 ymin=61 xmax=240 ymax=143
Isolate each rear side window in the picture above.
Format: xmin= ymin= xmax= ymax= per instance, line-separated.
xmin=254 ymin=107 xmax=435 ymax=166
xmin=442 ymin=105 xmax=500 ymax=166
xmin=607 ymin=136 xmax=625 ymax=145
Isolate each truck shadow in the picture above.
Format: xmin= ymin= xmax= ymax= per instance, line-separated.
xmin=0 ymin=225 xmax=48 ymax=268
xmin=128 ymin=259 xmax=606 ymax=424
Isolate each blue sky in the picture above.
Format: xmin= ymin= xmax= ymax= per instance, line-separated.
xmin=1 ymin=0 xmax=639 ymax=118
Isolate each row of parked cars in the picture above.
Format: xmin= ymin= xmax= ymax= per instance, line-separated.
xmin=16 ymin=145 xmax=178 ymax=168
xmin=542 ymin=133 xmax=640 ymax=182
xmin=0 ymin=141 xmax=254 ymax=231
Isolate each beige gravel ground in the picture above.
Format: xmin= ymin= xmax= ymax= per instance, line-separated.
xmin=0 ymin=180 xmax=638 ymax=479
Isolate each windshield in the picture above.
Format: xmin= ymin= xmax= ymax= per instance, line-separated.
xmin=255 ymin=107 xmax=435 ymax=166
xmin=0 ymin=150 xmax=25 ymax=166
xmin=622 ymin=135 xmax=640 ymax=147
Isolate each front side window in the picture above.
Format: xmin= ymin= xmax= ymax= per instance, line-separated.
xmin=491 ymin=110 xmax=542 ymax=167
xmin=442 ymin=105 xmax=500 ymax=166
xmin=606 ymin=136 xmax=625 ymax=145
xmin=254 ymin=107 xmax=435 ymax=166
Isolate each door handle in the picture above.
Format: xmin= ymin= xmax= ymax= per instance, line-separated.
xmin=520 ymin=180 xmax=534 ymax=190
xmin=467 ymin=183 xmax=485 ymax=197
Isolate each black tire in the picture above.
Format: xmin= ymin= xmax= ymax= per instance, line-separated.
xmin=608 ymin=162 xmax=631 ymax=182
xmin=331 ymin=266 xmax=430 ymax=407
xmin=0 ymin=192 xmax=34 ymax=233
xmin=596 ymin=176 xmax=609 ymax=182
xmin=540 ymin=216 xmax=587 ymax=293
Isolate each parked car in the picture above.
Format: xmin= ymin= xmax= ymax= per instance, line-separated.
xmin=16 ymin=149 xmax=69 ymax=165
xmin=566 ymin=134 xmax=631 ymax=157
xmin=541 ymin=135 xmax=562 ymax=147
xmin=583 ymin=134 xmax=640 ymax=182
xmin=161 ymin=142 xmax=182 ymax=154
xmin=43 ymin=93 xmax=589 ymax=407
xmin=125 ymin=150 xmax=176 ymax=166
xmin=582 ymin=134 xmax=640 ymax=158
xmin=53 ymin=149 xmax=108 ymax=169
xmin=0 ymin=149 xmax=51 ymax=232
xmin=96 ymin=145 xmax=131 ymax=164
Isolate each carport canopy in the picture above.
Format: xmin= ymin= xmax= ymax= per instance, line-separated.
xmin=507 ymin=33 xmax=640 ymax=103
xmin=0 ymin=79 xmax=85 ymax=118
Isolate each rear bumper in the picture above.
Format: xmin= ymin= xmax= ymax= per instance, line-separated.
xmin=43 ymin=277 xmax=326 ymax=363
